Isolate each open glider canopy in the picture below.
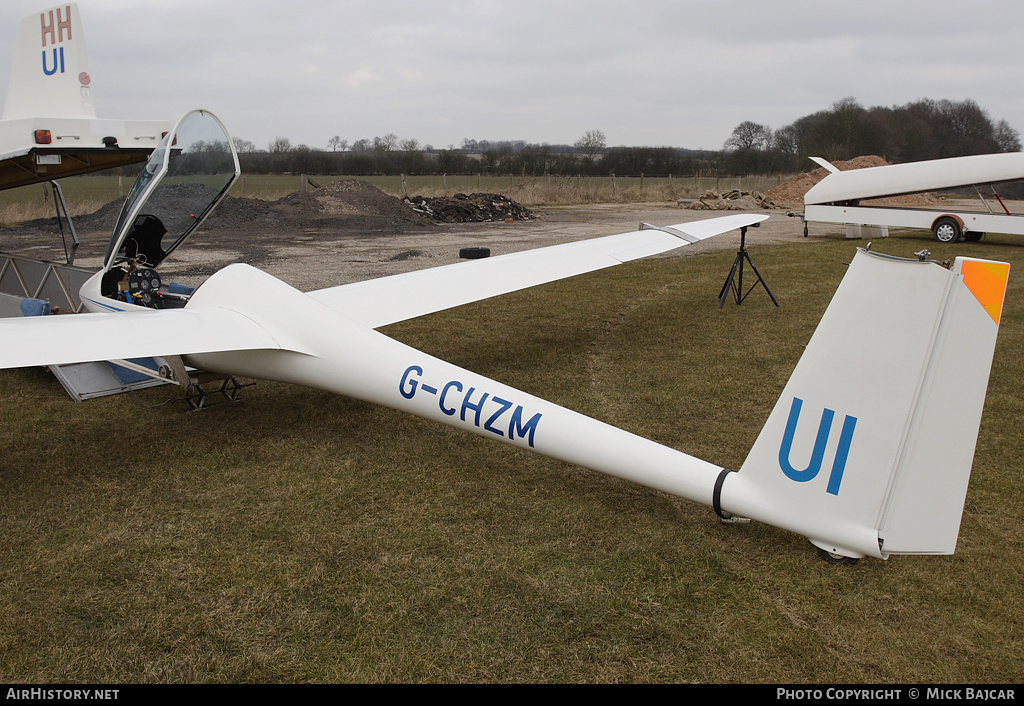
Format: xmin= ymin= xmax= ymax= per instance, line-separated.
xmin=102 ymin=110 xmax=239 ymax=272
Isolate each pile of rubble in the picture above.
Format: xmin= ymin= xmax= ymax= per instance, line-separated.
xmin=684 ymin=189 xmax=780 ymax=211
xmin=404 ymin=193 xmax=534 ymax=223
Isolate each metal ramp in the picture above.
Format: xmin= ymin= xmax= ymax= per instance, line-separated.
xmin=48 ymin=358 xmax=173 ymax=401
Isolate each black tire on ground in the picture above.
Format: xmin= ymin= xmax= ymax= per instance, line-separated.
xmin=459 ymin=246 xmax=490 ymax=259
xmin=964 ymin=231 xmax=985 ymax=242
xmin=933 ymin=217 xmax=961 ymax=243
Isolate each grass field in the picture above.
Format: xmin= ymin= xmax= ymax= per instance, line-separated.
xmin=0 ymin=173 xmax=789 ymax=226
xmin=0 ymin=230 xmax=1022 ymax=683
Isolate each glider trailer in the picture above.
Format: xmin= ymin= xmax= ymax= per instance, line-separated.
xmin=0 ymin=110 xmax=1011 ymax=565
xmin=802 ymin=153 xmax=1024 ymax=243
xmin=0 ymin=2 xmax=169 ymax=307
xmin=0 ymin=3 xmax=172 ymax=397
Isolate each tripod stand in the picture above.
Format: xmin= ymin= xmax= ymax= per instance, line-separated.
xmin=718 ymin=224 xmax=779 ymax=308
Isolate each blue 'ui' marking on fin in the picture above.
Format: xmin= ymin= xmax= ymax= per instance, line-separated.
xmin=779 ymin=397 xmax=833 ymax=483
xmin=779 ymin=397 xmax=857 ymax=495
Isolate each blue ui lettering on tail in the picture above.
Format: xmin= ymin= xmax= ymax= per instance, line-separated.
xmin=42 ymin=47 xmax=65 ymax=76
xmin=778 ymin=397 xmax=857 ymax=495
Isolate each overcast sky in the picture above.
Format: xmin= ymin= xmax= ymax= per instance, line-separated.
xmin=2 ymin=0 xmax=1022 ymax=153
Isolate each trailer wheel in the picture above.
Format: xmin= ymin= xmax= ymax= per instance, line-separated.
xmin=933 ymin=217 xmax=961 ymax=243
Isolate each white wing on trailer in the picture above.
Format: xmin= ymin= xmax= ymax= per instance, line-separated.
xmin=804 ymin=153 xmax=1024 ymax=205
xmin=0 ymin=305 xmax=290 ymax=370
xmin=802 ymin=153 xmax=1024 ymax=243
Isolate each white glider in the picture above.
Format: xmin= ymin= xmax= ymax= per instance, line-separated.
xmin=0 ymin=111 xmax=1010 ymax=563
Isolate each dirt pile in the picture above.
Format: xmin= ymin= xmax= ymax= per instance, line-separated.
xmin=3 ymin=179 xmax=432 ymax=240
xmin=404 ymin=193 xmax=534 ymax=223
xmin=766 ymin=156 xmax=940 ymax=208
xmin=685 ymin=189 xmax=780 ymax=211
xmin=205 ymin=179 xmax=430 ymax=232
xmin=312 ymin=179 xmax=427 ymax=225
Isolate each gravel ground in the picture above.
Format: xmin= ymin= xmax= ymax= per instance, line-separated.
xmin=1 ymin=183 xmax=820 ymax=293
xmin=162 ymin=202 xmax=814 ymax=291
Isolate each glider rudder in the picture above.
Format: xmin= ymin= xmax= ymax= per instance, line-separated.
xmin=719 ymin=249 xmax=1008 ymax=560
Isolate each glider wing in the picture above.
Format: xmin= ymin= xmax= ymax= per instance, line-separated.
xmin=307 ymin=213 xmax=768 ymax=328
xmin=0 ymin=306 xmax=289 ymax=370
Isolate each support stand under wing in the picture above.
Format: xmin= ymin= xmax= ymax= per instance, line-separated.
xmin=718 ymin=224 xmax=778 ymax=307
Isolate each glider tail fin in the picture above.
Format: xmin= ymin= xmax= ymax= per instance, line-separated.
xmin=722 ymin=249 xmax=1009 ymax=559
xmin=3 ymin=3 xmax=94 ymax=121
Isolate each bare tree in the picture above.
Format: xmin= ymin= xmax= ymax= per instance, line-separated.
xmin=724 ymin=121 xmax=772 ymax=151
xmin=374 ymin=133 xmax=399 ymax=152
xmin=574 ymin=129 xmax=606 ymax=159
xmin=327 ymin=136 xmax=347 ymax=152
xmin=771 ymin=125 xmax=799 ymax=155
xmin=232 ymin=137 xmax=256 ymax=153
xmin=994 ymin=119 xmax=1022 ymax=152
xmin=399 ymin=138 xmax=421 ymax=152
xmin=268 ymin=136 xmax=292 ymax=153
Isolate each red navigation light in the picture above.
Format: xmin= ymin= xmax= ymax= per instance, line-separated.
xmin=34 ymin=129 xmax=52 ymax=144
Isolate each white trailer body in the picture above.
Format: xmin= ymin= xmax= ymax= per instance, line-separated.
xmin=802 ymin=153 xmax=1024 ymax=243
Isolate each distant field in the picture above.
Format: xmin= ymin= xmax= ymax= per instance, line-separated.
xmin=0 ymin=173 xmax=790 ymax=226
xmin=0 ymin=232 xmax=1021 ymax=682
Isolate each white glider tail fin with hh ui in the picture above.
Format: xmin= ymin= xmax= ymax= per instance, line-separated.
xmin=721 ymin=249 xmax=1009 ymax=558
xmin=0 ymin=3 xmax=171 ymax=189
xmin=3 ymin=3 xmax=94 ymax=121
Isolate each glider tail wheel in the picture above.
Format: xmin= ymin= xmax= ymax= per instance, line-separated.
xmin=933 ymin=217 xmax=962 ymax=243
xmin=816 ymin=547 xmax=860 ymax=566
